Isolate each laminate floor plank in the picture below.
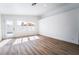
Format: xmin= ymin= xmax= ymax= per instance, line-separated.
xmin=0 ymin=35 xmax=79 ymax=55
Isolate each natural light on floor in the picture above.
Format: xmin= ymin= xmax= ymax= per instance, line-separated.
xmin=0 ymin=39 xmax=12 ymax=47
xmin=13 ymin=36 xmax=40 ymax=45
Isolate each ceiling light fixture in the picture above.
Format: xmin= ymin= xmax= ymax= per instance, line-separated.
xmin=32 ymin=3 xmax=37 ymax=6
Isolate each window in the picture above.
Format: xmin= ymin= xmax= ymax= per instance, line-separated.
xmin=17 ymin=20 xmax=22 ymax=25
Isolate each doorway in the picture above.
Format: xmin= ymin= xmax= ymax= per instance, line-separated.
xmin=2 ymin=19 xmax=36 ymax=39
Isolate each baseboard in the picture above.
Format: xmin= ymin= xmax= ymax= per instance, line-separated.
xmin=39 ymin=34 xmax=79 ymax=45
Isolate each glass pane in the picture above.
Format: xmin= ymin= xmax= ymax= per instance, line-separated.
xmin=17 ymin=20 xmax=22 ymax=25
xmin=6 ymin=20 xmax=13 ymax=25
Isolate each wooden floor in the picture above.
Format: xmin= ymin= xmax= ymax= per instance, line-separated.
xmin=0 ymin=35 xmax=79 ymax=55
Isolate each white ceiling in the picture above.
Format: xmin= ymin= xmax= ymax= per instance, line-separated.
xmin=0 ymin=3 xmax=79 ymax=16
xmin=0 ymin=3 xmax=67 ymax=16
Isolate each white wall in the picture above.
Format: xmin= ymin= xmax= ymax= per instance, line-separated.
xmin=0 ymin=15 xmax=2 ymax=41
xmin=2 ymin=15 xmax=39 ymax=38
xmin=77 ymin=9 xmax=79 ymax=44
xmin=39 ymin=8 xmax=78 ymax=44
